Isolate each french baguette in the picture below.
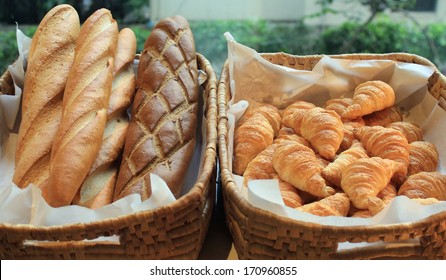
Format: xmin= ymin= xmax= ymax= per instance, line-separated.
xmin=114 ymin=15 xmax=199 ymax=201
xmin=72 ymin=28 xmax=137 ymax=209
xmin=42 ymin=9 xmax=118 ymax=207
xmin=13 ymin=4 xmax=80 ymax=189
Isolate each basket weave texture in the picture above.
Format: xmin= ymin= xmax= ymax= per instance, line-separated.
xmin=0 ymin=53 xmax=218 ymax=260
xmin=217 ymin=52 xmax=446 ymax=260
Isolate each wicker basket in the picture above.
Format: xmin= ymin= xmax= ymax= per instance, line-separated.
xmin=0 ymin=53 xmax=217 ymax=260
xmin=217 ymin=52 xmax=446 ymax=260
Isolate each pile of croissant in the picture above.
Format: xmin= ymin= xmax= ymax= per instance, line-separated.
xmin=234 ymin=80 xmax=446 ymax=218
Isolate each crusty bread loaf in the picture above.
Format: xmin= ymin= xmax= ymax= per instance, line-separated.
xmin=42 ymin=9 xmax=118 ymax=207
xmin=13 ymin=4 xmax=80 ymax=189
xmin=114 ymin=15 xmax=198 ymax=201
xmin=73 ymin=28 xmax=136 ymax=209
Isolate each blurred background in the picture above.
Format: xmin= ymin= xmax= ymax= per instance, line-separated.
xmin=1 ymin=0 xmax=445 ymax=74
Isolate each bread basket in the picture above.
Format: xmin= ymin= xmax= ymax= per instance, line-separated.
xmin=217 ymin=52 xmax=446 ymax=260
xmin=0 ymin=53 xmax=217 ymax=260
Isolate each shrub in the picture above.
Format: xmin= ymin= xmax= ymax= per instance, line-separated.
xmin=319 ymin=19 xmax=432 ymax=58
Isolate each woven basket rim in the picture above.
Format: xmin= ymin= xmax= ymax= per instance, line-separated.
xmin=218 ymin=51 xmax=446 ymax=234
xmin=0 ymin=52 xmax=218 ymax=233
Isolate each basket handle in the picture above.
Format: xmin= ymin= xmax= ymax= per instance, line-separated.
xmin=331 ymin=240 xmax=424 ymax=259
xmin=18 ymin=236 xmax=126 ymax=258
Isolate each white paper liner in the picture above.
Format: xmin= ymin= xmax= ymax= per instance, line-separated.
xmin=225 ymin=32 xmax=446 ymax=229
xmin=0 ymin=28 xmax=208 ymax=228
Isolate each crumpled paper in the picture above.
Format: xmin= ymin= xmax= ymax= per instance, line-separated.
xmin=0 ymin=27 xmax=206 ymax=227
xmin=224 ymin=32 xmax=446 ymax=228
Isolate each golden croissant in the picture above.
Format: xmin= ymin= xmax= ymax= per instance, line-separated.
xmin=281 ymin=100 xmax=316 ymax=130
xmin=408 ymin=141 xmax=439 ymax=176
xmin=322 ymin=141 xmax=368 ymax=187
xmin=340 ymin=120 xmax=365 ymax=151
xmin=299 ymin=107 xmax=344 ymax=160
xmin=233 ymin=113 xmax=274 ymax=175
xmin=398 ymin=172 xmax=446 ymax=200
xmin=349 ymin=183 xmax=397 ymax=218
xmin=324 ymin=98 xmax=353 ymax=119
xmin=275 ymin=127 xmax=312 ymax=149
xmin=363 ymin=106 xmax=402 ymax=127
xmin=297 ymin=193 xmax=350 ymax=217
xmin=272 ymin=140 xmax=335 ymax=198
xmin=315 ymin=153 xmax=331 ymax=170
xmin=243 ymin=144 xmax=303 ymax=208
xmin=354 ymin=126 xmax=410 ymax=177
xmin=237 ymin=103 xmax=282 ymax=136
xmin=378 ymin=183 xmax=397 ymax=204
xmin=277 ymin=178 xmax=304 ymax=208
xmin=387 ymin=122 xmax=423 ymax=143
xmin=342 ymin=81 xmax=395 ymax=119
xmin=350 ymin=209 xmax=372 ymax=218
xmin=341 ymin=157 xmax=396 ymax=215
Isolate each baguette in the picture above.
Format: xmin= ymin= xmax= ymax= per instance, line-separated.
xmin=13 ymin=4 xmax=80 ymax=189
xmin=72 ymin=28 xmax=137 ymax=209
xmin=42 ymin=9 xmax=118 ymax=207
xmin=114 ymin=15 xmax=199 ymax=200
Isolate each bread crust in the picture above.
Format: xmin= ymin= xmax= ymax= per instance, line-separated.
xmin=43 ymin=9 xmax=118 ymax=207
xmin=72 ymin=28 xmax=137 ymax=209
xmin=114 ymin=15 xmax=198 ymax=200
xmin=13 ymin=5 xmax=80 ymax=189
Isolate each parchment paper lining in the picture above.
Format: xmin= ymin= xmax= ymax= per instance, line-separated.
xmin=224 ymin=32 xmax=446 ymax=229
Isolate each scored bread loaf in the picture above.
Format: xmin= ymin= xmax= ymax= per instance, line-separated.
xmin=72 ymin=28 xmax=136 ymax=209
xmin=42 ymin=9 xmax=118 ymax=207
xmin=13 ymin=4 xmax=80 ymax=189
xmin=114 ymin=15 xmax=199 ymax=200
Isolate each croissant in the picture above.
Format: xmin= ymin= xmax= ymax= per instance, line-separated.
xmin=272 ymin=140 xmax=335 ymax=198
xmin=322 ymin=141 xmax=368 ymax=187
xmin=350 ymin=209 xmax=372 ymax=218
xmin=237 ymin=103 xmax=282 ymax=136
xmin=341 ymin=157 xmax=396 ymax=214
xmin=315 ymin=153 xmax=331 ymax=169
xmin=243 ymin=144 xmax=303 ymax=208
xmin=363 ymin=106 xmax=403 ymax=127
xmin=281 ymin=100 xmax=316 ymax=130
xmin=233 ymin=113 xmax=274 ymax=175
xmin=354 ymin=126 xmax=410 ymax=177
xmin=349 ymin=183 xmax=397 ymax=218
xmin=341 ymin=120 xmax=365 ymax=151
xmin=342 ymin=81 xmax=395 ymax=119
xmin=398 ymin=172 xmax=446 ymax=200
xmin=300 ymin=107 xmax=344 ymax=160
xmin=275 ymin=127 xmax=312 ymax=149
xmin=378 ymin=183 xmax=398 ymax=204
xmin=297 ymin=193 xmax=350 ymax=217
xmin=387 ymin=122 xmax=423 ymax=143
xmin=408 ymin=141 xmax=439 ymax=176
xmin=324 ymin=98 xmax=353 ymax=119
xmin=243 ymin=144 xmax=277 ymax=183
xmin=276 ymin=178 xmax=304 ymax=208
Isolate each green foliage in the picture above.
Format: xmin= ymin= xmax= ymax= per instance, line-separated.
xmin=128 ymin=26 xmax=152 ymax=53
xmin=318 ymin=18 xmax=443 ymax=62
xmin=0 ymin=27 xmax=36 ymax=74
xmin=2 ymin=20 xmax=446 ymax=75
xmin=190 ymin=20 xmax=316 ymax=73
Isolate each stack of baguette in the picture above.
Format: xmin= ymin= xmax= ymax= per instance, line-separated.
xmin=12 ymin=4 xmax=199 ymax=209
